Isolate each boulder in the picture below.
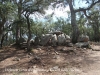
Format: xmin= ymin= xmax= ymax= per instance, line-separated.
xmin=78 ymin=34 xmax=89 ymax=42
xmin=65 ymin=34 xmax=71 ymax=40
xmin=34 ymin=36 xmax=40 ymax=45
xmin=20 ymin=42 xmax=27 ymax=49
xmin=39 ymin=32 xmax=71 ymax=46
xmin=75 ymin=42 xmax=90 ymax=48
xmin=64 ymin=34 xmax=71 ymax=43
xmin=30 ymin=40 xmax=34 ymax=45
xmin=67 ymin=42 xmax=73 ymax=47
xmin=18 ymin=38 xmax=26 ymax=44
xmin=52 ymin=31 xmax=63 ymax=35
xmin=57 ymin=34 xmax=66 ymax=45
xmin=40 ymin=34 xmax=52 ymax=46
xmin=51 ymin=34 xmax=57 ymax=46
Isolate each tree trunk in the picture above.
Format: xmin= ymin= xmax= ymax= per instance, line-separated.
xmin=0 ymin=32 xmax=8 ymax=47
xmin=68 ymin=0 xmax=80 ymax=43
xmin=26 ymin=16 xmax=31 ymax=51
xmin=15 ymin=1 xmax=22 ymax=45
xmin=16 ymin=25 xmax=20 ymax=45
xmin=20 ymin=24 xmax=22 ymax=38
xmin=18 ymin=2 xmax=22 ymax=39
xmin=71 ymin=11 xmax=80 ymax=43
xmin=0 ymin=18 xmax=6 ymax=36
xmin=0 ymin=26 xmax=3 ymax=35
xmin=1 ymin=35 xmax=5 ymax=47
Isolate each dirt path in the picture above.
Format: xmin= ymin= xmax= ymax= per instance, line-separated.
xmin=79 ymin=50 xmax=100 ymax=75
xmin=0 ymin=44 xmax=100 ymax=75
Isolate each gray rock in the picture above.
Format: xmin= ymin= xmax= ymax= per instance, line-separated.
xmin=18 ymin=38 xmax=26 ymax=44
xmin=36 ymin=48 xmax=41 ymax=50
xmin=78 ymin=34 xmax=89 ymax=42
xmin=75 ymin=42 xmax=90 ymax=48
xmin=57 ymin=34 xmax=66 ymax=45
xmin=13 ymin=57 xmax=20 ymax=61
xmin=51 ymin=34 xmax=57 ymax=46
xmin=61 ymin=48 xmax=66 ymax=51
xmin=65 ymin=34 xmax=71 ymax=40
xmin=40 ymin=34 xmax=53 ymax=46
xmin=51 ymin=31 xmax=63 ymax=35
xmin=67 ymin=43 xmax=73 ymax=47
xmin=34 ymin=36 xmax=40 ymax=45
xmin=34 ymin=56 xmax=41 ymax=60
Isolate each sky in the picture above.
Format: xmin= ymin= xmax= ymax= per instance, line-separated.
xmin=45 ymin=0 xmax=89 ymax=16
xmin=45 ymin=5 xmax=70 ymax=19
xmin=74 ymin=0 xmax=89 ymax=8
xmin=30 ymin=0 xmax=90 ymax=21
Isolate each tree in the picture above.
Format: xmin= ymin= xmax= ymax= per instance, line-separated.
xmin=50 ymin=0 xmax=100 ymax=43
xmin=22 ymin=0 xmax=56 ymax=51
xmin=0 ymin=1 xmax=15 ymax=47
xmin=88 ymin=4 xmax=100 ymax=41
xmin=0 ymin=1 xmax=14 ymax=35
xmin=77 ymin=12 xmax=87 ymax=34
xmin=68 ymin=0 xmax=100 ymax=43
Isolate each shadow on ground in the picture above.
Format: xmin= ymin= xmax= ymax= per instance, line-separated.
xmin=0 ymin=44 xmax=98 ymax=75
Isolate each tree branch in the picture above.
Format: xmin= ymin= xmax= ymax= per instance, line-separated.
xmin=83 ymin=10 xmax=91 ymax=19
xmin=75 ymin=0 xmax=100 ymax=12
xmin=75 ymin=0 xmax=100 ymax=19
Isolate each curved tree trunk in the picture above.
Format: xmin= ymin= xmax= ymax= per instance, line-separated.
xmin=0 ymin=32 xmax=8 ymax=47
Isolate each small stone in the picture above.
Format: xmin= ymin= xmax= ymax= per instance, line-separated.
xmin=67 ymin=43 xmax=73 ymax=47
xmin=34 ymin=56 xmax=41 ymax=60
xmin=47 ymin=52 xmax=50 ymax=55
xmin=32 ymin=65 xmax=37 ymax=69
xmin=83 ymin=48 xmax=86 ymax=50
xmin=74 ymin=49 xmax=76 ymax=50
xmin=61 ymin=48 xmax=66 ymax=51
xmin=53 ymin=66 xmax=59 ymax=69
xmin=37 ymin=48 xmax=41 ymax=50
xmin=42 ymin=63 xmax=46 ymax=66
xmin=13 ymin=57 xmax=20 ymax=61
xmin=54 ymin=51 xmax=59 ymax=55
xmin=53 ymin=56 xmax=57 ymax=59
xmin=27 ymin=55 xmax=31 ymax=58
xmin=52 ymin=53 xmax=55 ymax=55
xmin=48 ymin=46 xmax=52 ymax=48
xmin=17 ymin=58 xmax=20 ymax=61
xmin=28 ymin=53 xmax=32 ymax=55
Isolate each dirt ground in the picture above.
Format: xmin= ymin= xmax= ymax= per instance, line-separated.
xmin=0 ymin=42 xmax=100 ymax=75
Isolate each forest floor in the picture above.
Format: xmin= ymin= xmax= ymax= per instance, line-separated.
xmin=0 ymin=42 xmax=100 ymax=75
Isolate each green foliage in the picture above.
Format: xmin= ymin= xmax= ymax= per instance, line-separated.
xmin=30 ymin=18 xmax=72 ymax=37
xmin=53 ymin=18 xmax=72 ymax=35
xmin=87 ymin=3 xmax=100 ymax=41
xmin=77 ymin=15 xmax=87 ymax=34
xmin=1 ymin=0 xmax=100 ymax=47
xmin=0 ymin=2 xmax=15 ymax=19
xmin=31 ymin=21 xmax=49 ymax=36
xmin=76 ymin=3 xmax=100 ymax=41
xmin=62 ymin=23 xmax=72 ymax=35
